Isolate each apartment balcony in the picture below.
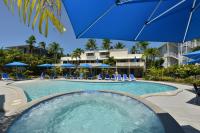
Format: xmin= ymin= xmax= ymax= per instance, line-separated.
xmin=163 ymin=53 xmax=178 ymax=59
xmin=116 ymin=62 xmax=145 ymax=67
xmin=99 ymin=55 xmax=109 ymax=59
xmin=86 ymin=56 xmax=96 ymax=60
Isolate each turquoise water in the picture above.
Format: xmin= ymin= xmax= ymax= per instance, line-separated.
xmin=14 ymin=80 xmax=176 ymax=101
xmin=8 ymin=92 xmax=165 ymax=133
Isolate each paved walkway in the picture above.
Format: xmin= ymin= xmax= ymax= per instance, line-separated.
xmin=0 ymin=81 xmax=27 ymax=115
xmin=146 ymin=85 xmax=200 ymax=133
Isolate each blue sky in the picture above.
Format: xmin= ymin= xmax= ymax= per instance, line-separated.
xmin=0 ymin=1 xmax=162 ymax=54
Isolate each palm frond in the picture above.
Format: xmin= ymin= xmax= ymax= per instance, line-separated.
xmin=3 ymin=0 xmax=66 ymax=37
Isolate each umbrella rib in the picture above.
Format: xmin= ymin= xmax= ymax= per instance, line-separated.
xmin=193 ymin=2 xmax=200 ymax=12
xmin=77 ymin=4 xmax=116 ymax=38
xmin=135 ymin=0 xmax=162 ymax=40
xmin=183 ymin=0 xmax=197 ymax=42
xmin=147 ymin=0 xmax=186 ymax=25
xmin=117 ymin=0 xmax=161 ymax=5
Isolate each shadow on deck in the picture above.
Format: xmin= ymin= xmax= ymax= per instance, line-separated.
xmin=182 ymin=125 xmax=200 ymax=133
xmin=186 ymin=89 xmax=200 ymax=106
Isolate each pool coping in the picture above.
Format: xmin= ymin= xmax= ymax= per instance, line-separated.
xmin=7 ymin=90 xmax=184 ymax=133
xmin=4 ymin=79 xmax=191 ymax=116
xmin=0 ymin=83 xmax=27 ymax=114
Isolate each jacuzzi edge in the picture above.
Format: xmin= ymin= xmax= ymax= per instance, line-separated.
xmin=6 ymin=90 xmax=184 ymax=133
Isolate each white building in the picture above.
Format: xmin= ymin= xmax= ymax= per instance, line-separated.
xmin=61 ymin=49 xmax=145 ymax=77
xmin=159 ymin=40 xmax=200 ymax=68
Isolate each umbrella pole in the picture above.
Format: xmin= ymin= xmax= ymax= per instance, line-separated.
xmin=129 ymin=59 xmax=130 ymax=75
xmin=16 ymin=66 xmax=17 ymax=80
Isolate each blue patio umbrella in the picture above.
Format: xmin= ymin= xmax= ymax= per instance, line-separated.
xmin=79 ymin=63 xmax=92 ymax=68
xmin=61 ymin=63 xmax=75 ymax=68
xmin=5 ymin=62 xmax=28 ymax=67
xmin=183 ymin=50 xmax=200 ymax=60
xmin=5 ymin=62 xmax=28 ymax=79
xmin=38 ymin=64 xmax=55 ymax=78
xmin=98 ymin=64 xmax=110 ymax=68
xmin=187 ymin=58 xmax=200 ymax=64
xmin=37 ymin=64 xmax=54 ymax=68
xmin=63 ymin=0 xmax=200 ymax=42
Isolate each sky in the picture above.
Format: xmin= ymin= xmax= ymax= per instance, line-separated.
xmin=0 ymin=1 xmax=162 ymax=54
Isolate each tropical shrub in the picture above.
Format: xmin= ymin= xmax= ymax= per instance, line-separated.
xmin=145 ymin=65 xmax=200 ymax=85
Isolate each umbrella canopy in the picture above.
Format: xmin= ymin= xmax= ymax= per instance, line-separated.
xmin=61 ymin=63 xmax=75 ymax=68
xmin=183 ymin=50 xmax=200 ymax=59
xmin=63 ymin=0 xmax=200 ymax=42
xmin=187 ymin=58 xmax=200 ymax=64
xmin=5 ymin=62 xmax=28 ymax=67
xmin=37 ymin=64 xmax=54 ymax=68
xmin=79 ymin=63 xmax=92 ymax=68
xmin=98 ymin=64 xmax=110 ymax=68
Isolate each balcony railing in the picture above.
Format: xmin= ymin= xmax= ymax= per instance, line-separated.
xmin=86 ymin=56 xmax=96 ymax=60
xmin=99 ymin=55 xmax=109 ymax=58
xmin=164 ymin=52 xmax=178 ymax=58
xmin=116 ymin=62 xmax=144 ymax=67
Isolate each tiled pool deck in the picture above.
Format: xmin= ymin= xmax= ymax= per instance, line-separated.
xmin=0 ymin=80 xmax=200 ymax=133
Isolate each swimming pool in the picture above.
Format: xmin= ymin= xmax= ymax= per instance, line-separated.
xmin=7 ymin=91 xmax=165 ymax=133
xmin=13 ymin=80 xmax=176 ymax=101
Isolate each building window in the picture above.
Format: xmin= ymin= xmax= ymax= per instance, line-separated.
xmin=86 ymin=53 xmax=95 ymax=56
xmin=100 ymin=52 xmax=109 ymax=56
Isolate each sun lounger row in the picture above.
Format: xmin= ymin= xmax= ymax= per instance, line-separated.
xmin=63 ymin=73 xmax=94 ymax=80
xmin=98 ymin=74 xmax=136 ymax=81
xmin=1 ymin=73 xmax=11 ymax=80
xmin=1 ymin=73 xmax=26 ymax=80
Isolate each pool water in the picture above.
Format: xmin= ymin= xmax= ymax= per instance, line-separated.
xmin=8 ymin=91 xmax=165 ymax=133
xmin=14 ymin=80 xmax=176 ymax=101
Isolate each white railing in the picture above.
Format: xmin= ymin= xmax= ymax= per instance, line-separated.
xmin=86 ymin=56 xmax=96 ymax=60
xmin=116 ymin=62 xmax=145 ymax=67
xmin=164 ymin=52 xmax=178 ymax=58
xmin=99 ymin=55 xmax=109 ymax=58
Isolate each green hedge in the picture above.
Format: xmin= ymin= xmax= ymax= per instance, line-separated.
xmin=144 ymin=65 xmax=200 ymax=85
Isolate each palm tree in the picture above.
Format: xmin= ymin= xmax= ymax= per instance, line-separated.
xmin=143 ymin=48 xmax=160 ymax=67
xmin=136 ymin=41 xmax=150 ymax=53
xmin=26 ymin=35 xmax=36 ymax=54
xmin=3 ymin=0 xmax=65 ymax=37
xmin=85 ymin=39 xmax=97 ymax=50
xmin=102 ymin=39 xmax=112 ymax=50
xmin=48 ymin=42 xmax=62 ymax=63
xmin=114 ymin=42 xmax=125 ymax=49
xmin=59 ymin=48 xmax=64 ymax=57
xmin=131 ymin=45 xmax=137 ymax=54
xmin=39 ymin=42 xmax=46 ymax=50
xmin=38 ymin=42 xmax=46 ymax=56
xmin=104 ymin=56 xmax=116 ymax=66
xmin=71 ymin=48 xmax=84 ymax=65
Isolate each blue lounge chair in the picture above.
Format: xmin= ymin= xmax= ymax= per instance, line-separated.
xmin=40 ymin=72 xmax=45 ymax=80
xmin=117 ymin=74 xmax=122 ymax=81
xmin=40 ymin=72 xmax=51 ymax=79
xmin=50 ymin=73 xmax=56 ymax=79
xmin=123 ymin=74 xmax=128 ymax=81
xmin=88 ymin=74 xmax=93 ymax=80
xmin=111 ymin=74 xmax=116 ymax=80
xmin=1 ymin=73 xmax=11 ymax=80
xmin=71 ymin=74 xmax=77 ymax=79
xmin=64 ymin=74 xmax=68 ymax=79
xmin=105 ymin=74 xmax=110 ymax=80
xmin=79 ymin=73 xmax=83 ymax=79
xmin=129 ymin=74 xmax=136 ymax=81
xmin=98 ymin=74 xmax=102 ymax=80
xmin=16 ymin=73 xmax=25 ymax=80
